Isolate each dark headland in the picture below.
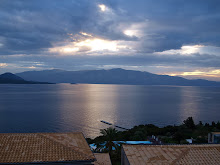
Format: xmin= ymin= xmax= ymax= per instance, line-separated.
xmin=0 ymin=72 xmax=53 ymax=84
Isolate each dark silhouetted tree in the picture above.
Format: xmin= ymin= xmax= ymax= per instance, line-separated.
xmin=100 ymin=127 xmax=118 ymax=154
xmin=183 ymin=117 xmax=195 ymax=129
xmin=212 ymin=121 xmax=216 ymax=127
xmin=199 ymin=121 xmax=203 ymax=126
xmin=217 ymin=122 xmax=220 ymax=129
xmin=205 ymin=123 xmax=210 ymax=127
xmin=173 ymin=132 xmax=184 ymax=144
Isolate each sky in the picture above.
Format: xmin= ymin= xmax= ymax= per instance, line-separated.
xmin=0 ymin=0 xmax=220 ymax=81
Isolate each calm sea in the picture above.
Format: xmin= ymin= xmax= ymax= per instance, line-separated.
xmin=0 ymin=84 xmax=219 ymax=138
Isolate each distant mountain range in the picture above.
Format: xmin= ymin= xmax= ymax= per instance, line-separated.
xmin=0 ymin=72 xmax=52 ymax=84
xmin=15 ymin=68 xmax=220 ymax=86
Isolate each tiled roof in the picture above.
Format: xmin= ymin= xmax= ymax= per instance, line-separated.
xmin=0 ymin=132 xmax=96 ymax=164
xmin=122 ymin=144 xmax=220 ymax=165
xmin=93 ymin=153 xmax=112 ymax=165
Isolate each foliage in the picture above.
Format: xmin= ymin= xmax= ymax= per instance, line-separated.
xmin=183 ymin=117 xmax=196 ymax=129
xmin=88 ymin=117 xmax=220 ymax=165
xmin=90 ymin=118 xmax=220 ymax=146
xmin=92 ymin=127 xmax=120 ymax=164
xmin=99 ymin=127 xmax=118 ymax=154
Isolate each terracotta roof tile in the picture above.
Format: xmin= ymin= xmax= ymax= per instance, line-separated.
xmin=122 ymin=144 xmax=220 ymax=165
xmin=0 ymin=132 xmax=95 ymax=164
xmin=93 ymin=153 xmax=112 ymax=165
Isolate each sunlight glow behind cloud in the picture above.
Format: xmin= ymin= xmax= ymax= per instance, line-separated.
xmin=156 ymin=45 xmax=205 ymax=55
xmin=76 ymin=39 xmax=117 ymax=51
xmin=155 ymin=45 xmax=220 ymax=56
xmin=80 ymin=32 xmax=93 ymax=37
xmin=63 ymin=47 xmax=79 ymax=52
xmin=169 ymin=69 xmax=220 ymax=78
xmin=98 ymin=4 xmax=106 ymax=12
xmin=0 ymin=63 xmax=7 ymax=68
xmin=124 ymin=30 xmax=136 ymax=37
xmin=49 ymin=36 xmax=128 ymax=55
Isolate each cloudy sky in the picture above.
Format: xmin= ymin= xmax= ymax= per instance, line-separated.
xmin=0 ymin=0 xmax=220 ymax=81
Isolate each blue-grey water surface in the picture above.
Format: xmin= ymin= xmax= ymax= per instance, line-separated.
xmin=0 ymin=84 xmax=219 ymax=138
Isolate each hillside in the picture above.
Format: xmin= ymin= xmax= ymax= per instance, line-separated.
xmin=0 ymin=72 xmax=53 ymax=84
xmin=16 ymin=68 xmax=220 ymax=86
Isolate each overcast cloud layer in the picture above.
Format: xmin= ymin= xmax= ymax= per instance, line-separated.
xmin=0 ymin=0 xmax=220 ymax=81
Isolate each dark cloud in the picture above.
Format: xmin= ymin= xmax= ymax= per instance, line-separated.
xmin=1 ymin=0 xmax=220 ymax=53
xmin=0 ymin=0 xmax=220 ymax=79
xmin=1 ymin=53 xmax=219 ymax=71
xmin=118 ymin=0 xmax=220 ymax=51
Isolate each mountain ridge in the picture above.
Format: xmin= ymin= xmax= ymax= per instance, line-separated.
xmin=0 ymin=72 xmax=53 ymax=84
xmin=15 ymin=68 xmax=220 ymax=86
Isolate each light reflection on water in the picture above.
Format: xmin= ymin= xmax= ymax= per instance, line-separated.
xmin=179 ymin=87 xmax=201 ymax=122
xmin=0 ymin=84 xmax=219 ymax=138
